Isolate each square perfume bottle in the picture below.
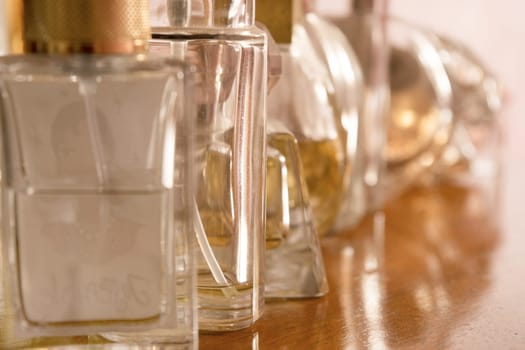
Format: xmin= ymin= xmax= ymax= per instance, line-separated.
xmin=0 ymin=0 xmax=196 ymax=346
xmin=149 ymin=0 xmax=267 ymax=332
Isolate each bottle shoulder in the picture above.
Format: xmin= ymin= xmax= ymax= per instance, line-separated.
xmin=0 ymin=54 xmax=189 ymax=79
xmin=151 ymin=26 xmax=267 ymax=44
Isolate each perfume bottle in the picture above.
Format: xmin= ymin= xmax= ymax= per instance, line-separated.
xmin=257 ymin=0 xmax=351 ymax=237
xmin=325 ymin=0 xmax=453 ymax=201
xmin=383 ymin=18 xmax=454 ymax=197
xmin=149 ymin=0 xmax=267 ymax=331
xmin=345 ymin=5 xmax=500 ymax=193
xmin=0 ymin=0 xmax=196 ymax=346
xmin=430 ymin=34 xmax=502 ymax=184
xmin=264 ymin=120 xmax=329 ymax=298
xmin=299 ymin=3 xmax=367 ymax=231
xmin=255 ymin=1 xmax=328 ymax=298
xmin=316 ymin=0 xmax=389 ymax=227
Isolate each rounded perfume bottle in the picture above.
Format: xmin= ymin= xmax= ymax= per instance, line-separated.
xmin=317 ymin=0 xmax=390 ymax=229
xmin=300 ymin=9 xmax=366 ymax=232
xmin=327 ymin=1 xmax=453 ymax=202
xmin=383 ymin=17 xmax=454 ymax=197
xmin=258 ymin=0 xmax=353 ymax=237
xmin=430 ymin=34 xmax=503 ymax=185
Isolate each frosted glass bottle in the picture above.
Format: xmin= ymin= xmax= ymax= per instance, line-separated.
xmin=0 ymin=0 xmax=197 ymax=347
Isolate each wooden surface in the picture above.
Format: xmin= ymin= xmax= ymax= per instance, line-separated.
xmin=200 ymin=182 xmax=525 ymax=349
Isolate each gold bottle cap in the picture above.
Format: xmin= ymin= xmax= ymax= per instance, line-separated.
xmin=255 ymin=0 xmax=293 ymax=44
xmin=3 ymin=0 xmax=23 ymax=54
xmin=23 ymin=0 xmax=150 ymax=54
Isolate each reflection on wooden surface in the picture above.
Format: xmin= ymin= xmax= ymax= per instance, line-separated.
xmin=201 ymin=184 xmax=508 ymax=349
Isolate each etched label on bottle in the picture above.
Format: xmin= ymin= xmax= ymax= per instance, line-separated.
xmin=5 ymin=77 xmax=171 ymax=324
xmin=16 ymin=190 xmax=165 ymax=324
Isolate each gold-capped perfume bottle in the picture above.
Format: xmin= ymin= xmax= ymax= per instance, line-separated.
xmin=257 ymin=0 xmax=352 ymax=237
xmin=149 ymin=0 xmax=267 ymax=332
xmin=0 ymin=0 xmax=196 ymax=347
xmin=256 ymin=0 xmax=328 ymax=298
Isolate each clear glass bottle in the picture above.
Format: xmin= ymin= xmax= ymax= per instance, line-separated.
xmin=264 ymin=121 xmax=329 ymax=298
xmin=429 ymin=33 xmax=502 ymax=186
xmin=299 ymin=2 xmax=366 ymax=231
xmin=382 ymin=17 xmax=454 ymax=198
xmin=325 ymin=0 xmax=454 ymax=202
xmin=316 ymin=0 xmax=389 ymax=228
xmin=258 ymin=0 xmax=351 ymax=237
xmin=331 ymin=2 xmax=501 ymax=196
xmin=0 ymin=0 xmax=196 ymax=347
xmin=149 ymin=0 xmax=267 ymax=331
xmin=256 ymin=0 xmax=328 ymax=298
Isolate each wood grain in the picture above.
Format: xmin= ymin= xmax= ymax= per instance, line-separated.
xmin=200 ymin=183 xmax=525 ymax=349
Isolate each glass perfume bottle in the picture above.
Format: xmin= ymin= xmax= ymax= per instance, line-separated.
xmin=0 ymin=0 xmax=196 ymax=346
xmin=325 ymin=0 xmax=453 ymax=201
xmin=429 ymin=33 xmax=502 ymax=185
xmin=149 ymin=0 xmax=267 ymax=331
xmin=256 ymin=0 xmax=328 ymax=298
xmin=257 ymin=0 xmax=351 ymax=237
xmin=264 ymin=121 xmax=329 ymax=298
xmin=315 ymin=0 xmax=389 ymax=228
xmin=382 ymin=18 xmax=454 ymax=198
xmin=335 ymin=2 xmax=501 ymax=194
xmin=299 ymin=2 xmax=367 ymax=231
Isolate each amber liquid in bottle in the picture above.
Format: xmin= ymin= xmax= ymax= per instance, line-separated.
xmin=297 ymin=138 xmax=344 ymax=236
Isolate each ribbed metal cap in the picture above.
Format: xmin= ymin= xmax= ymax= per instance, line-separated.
xmin=1 ymin=0 xmax=23 ymax=54
xmin=23 ymin=0 xmax=150 ymax=54
xmin=255 ymin=0 xmax=293 ymax=44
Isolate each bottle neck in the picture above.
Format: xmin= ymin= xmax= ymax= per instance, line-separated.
xmin=164 ymin=0 xmax=255 ymax=28
xmin=352 ymin=0 xmax=389 ymax=15
xmin=353 ymin=0 xmax=374 ymax=13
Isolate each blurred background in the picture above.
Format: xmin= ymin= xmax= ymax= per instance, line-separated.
xmin=317 ymin=0 xmax=524 ymax=233
xmin=388 ymin=0 xmax=525 ymax=235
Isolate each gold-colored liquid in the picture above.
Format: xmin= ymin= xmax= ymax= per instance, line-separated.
xmin=196 ymin=143 xmax=234 ymax=247
xmin=197 ymin=270 xmax=254 ymax=296
xmin=266 ymin=132 xmax=313 ymax=245
xmin=297 ymin=138 xmax=344 ymax=236
xmin=265 ymin=149 xmax=289 ymax=249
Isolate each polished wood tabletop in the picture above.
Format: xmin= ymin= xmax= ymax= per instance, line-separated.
xmin=200 ymin=182 xmax=525 ymax=350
